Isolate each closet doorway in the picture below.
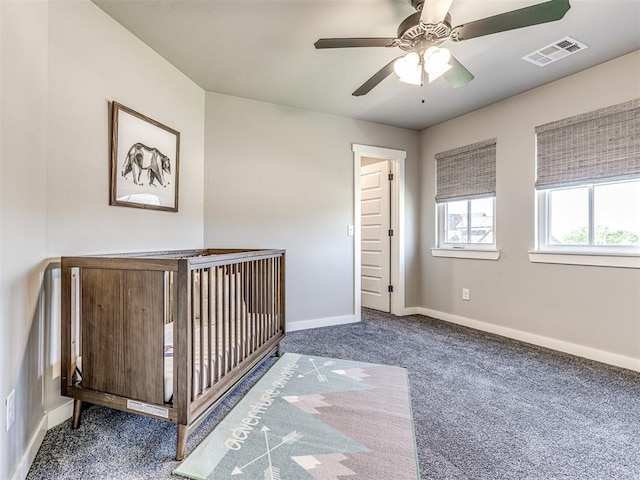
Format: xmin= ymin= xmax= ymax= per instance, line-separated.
xmin=352 ymin=144 xmax=406 ymax=319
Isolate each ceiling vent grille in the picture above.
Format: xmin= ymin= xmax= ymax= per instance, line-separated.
xmin=522 ymin=36 xmax=588 ymax=67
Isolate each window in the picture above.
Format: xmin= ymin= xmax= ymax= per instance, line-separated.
xmin=433 ymin=138 xmax=498 ymax=258
xmin=539 ymin=180 xmax=640 ymax=251
xmin=533 ymin=99 xmax=640 ymax=266
xmin=441 ymin=197 xmax=495 ymax=245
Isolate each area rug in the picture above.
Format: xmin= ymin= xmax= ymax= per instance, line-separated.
xmin=173 ymin=353 xmax=419 ymax=479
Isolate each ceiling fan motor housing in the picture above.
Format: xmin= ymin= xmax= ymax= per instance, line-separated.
xmin=397 ymin=11 xmax=452 ymax=52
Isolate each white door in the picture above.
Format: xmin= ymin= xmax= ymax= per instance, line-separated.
xmin=361 ymin=160 xmax=391 ymax=312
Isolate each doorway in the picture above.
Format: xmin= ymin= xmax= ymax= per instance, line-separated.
xmin=352 ymin=144 xmax=406 ymax=320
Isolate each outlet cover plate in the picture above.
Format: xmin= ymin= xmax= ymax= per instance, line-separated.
xmin=6 ymin=389 xmax=15 ymax=431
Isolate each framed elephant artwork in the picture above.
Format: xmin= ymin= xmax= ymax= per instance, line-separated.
xmin=109 ymin=101 xmax=180 ymax=212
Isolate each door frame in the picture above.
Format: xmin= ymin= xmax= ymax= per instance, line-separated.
xmin=352 ymin=144 xmax=406 ymax=320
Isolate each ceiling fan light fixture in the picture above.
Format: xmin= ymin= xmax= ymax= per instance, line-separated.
xmin=426 ymin=62 xmax=452 ymax=82
xmin=423 ymin=46 xmax=452 ymax=82
xmin=423 ymin=46 xmax=451 ymax=72
xmin=394 ymin=52 xmax=423 ymax=85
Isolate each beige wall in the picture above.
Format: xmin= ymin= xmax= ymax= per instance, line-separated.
xmin=0 ymin=1 xmax=205 ymax=478
xmin=204 ymin=92 xmax=420 ymax=327
xmin=1 ymin=1 xmax=49 ymax=476
xmin=419 ymin=51 xmax=640 ymax=365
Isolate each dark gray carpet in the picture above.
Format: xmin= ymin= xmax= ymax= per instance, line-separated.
xmin=27 ymin=310 xmax=640 ymax=479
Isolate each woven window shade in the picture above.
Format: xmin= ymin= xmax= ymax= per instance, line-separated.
xmin=535 ymin=98 xmax=640 ymax=189
xmin=435 ymin=138 xmax=496 ymax=203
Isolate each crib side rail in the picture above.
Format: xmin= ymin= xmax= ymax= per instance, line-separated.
xmin=175 ymin=250 xmax=285 ymax=421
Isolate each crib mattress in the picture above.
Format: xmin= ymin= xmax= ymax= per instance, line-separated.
xmin=164 ymin=322 xmax=234 ymax=403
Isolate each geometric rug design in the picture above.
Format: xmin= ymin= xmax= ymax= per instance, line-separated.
xmin=173 ymin=353 xmax=420 ymax=479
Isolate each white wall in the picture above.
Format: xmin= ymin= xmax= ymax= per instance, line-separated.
xmin=0 ymin=1 xmax=205 ymax=478
xmin=419 ymin=51 xmax=640 ymax=368
xmin=204 ymin=92 xmax=420 ymax=328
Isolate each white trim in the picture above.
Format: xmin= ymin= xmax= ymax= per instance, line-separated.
xmin=353 ymin=144 xmax=407 ymax=160
xmin=286 ymin=314 xmax=358 ymax=332
xmin=396 ymin=307 xmax=423 ymax=316
xmin=412 ymin=307 xmax=640 ymax=372
xmin=431 ymin=248 xmax=500 ymax=260
xmin=536 ymin=181 xmax=640 ymax=257
xmin=10 ymin=415 xmax=48 ymax=480
xmin=10 ymin=401 xmax=75 ymax=480
xmin=529 ymin=252 xmax=640 ymax=269
xmin=47 ymin=400 xmax=73 ymax=429
xmin=352 ymin=144 xmax=407 ymax=316
xmin=436 ymin=198 xmax=497 ymax=252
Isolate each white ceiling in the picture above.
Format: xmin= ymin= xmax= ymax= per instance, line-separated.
xmin=92 ymin=0 xmax=640 ymax=131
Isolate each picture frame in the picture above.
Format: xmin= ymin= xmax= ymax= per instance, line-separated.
xmin=110 ymin=101 xmax=180 ymax=212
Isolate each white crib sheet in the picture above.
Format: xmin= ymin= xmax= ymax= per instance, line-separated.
xmin=164 ymin=322 xmax=234 ymax=403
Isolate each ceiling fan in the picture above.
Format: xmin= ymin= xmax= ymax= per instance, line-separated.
xmin=314 ymin=0 xmax=571 ymax=96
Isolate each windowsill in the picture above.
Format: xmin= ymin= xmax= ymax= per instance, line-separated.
xmin=528 ymin=251 xmax=640 ymax=269
xmin=431 ymin=248 xmax=500 ymax=260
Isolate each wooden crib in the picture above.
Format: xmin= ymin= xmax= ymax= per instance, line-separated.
xmin=60 ymin=248 xmax=285 ymax=460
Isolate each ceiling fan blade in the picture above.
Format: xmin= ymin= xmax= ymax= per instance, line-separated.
xmin=420 ymin=0 xmax=454 ymax=25
xmin=352 ymin=57 xmax=402 ymax=97
xmin=452 ymin=0 xmax=571 ymax=41
xmin=314 ymin=38 xmax=397 ymax=49
xmin=442 ymin=55 xmax=474 ymax=88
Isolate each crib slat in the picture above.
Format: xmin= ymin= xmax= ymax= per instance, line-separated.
xmin=235 ymin=264 xmax=242 ymax=365
xmin=272 ymin=258 xmax=276 ymax=336
xmin=208 ymin=268 xmax=214 ymax=389
xmin=257 ymin=259 xmax=263 ymax=346
xmin=265 ymin=259 xmax=270 ymax=341
xmin=238 ymin=263 xmax=244 ymax=363
xmin=263 ymin=259 xmax=268 ymax=341
xmin=273 ymin=258 xmax=280 ymax=333
xmin=190 ymin=272 xmax=196 ymax=401
xmin=249 ymin=260 xmax=254 ymax=352
xmin=222 ymin=266 xmax=229 ymax=376
xmin=242 ymin=263 xmax=247 ymax=359
xmin=228 ymin=265 xmax=238 ymax=369
xmin=199 ymin=270 xmax=205 ymax=396
xmin=214 ymin=266 xmax=220 ymax=384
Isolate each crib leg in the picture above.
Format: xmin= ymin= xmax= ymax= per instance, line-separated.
xmin=72 ymin=399 xmax=82 ymax=429
xmin=176 ymin=424 xmax=188 ymax=461
xmin=275 ymin=344 xmax=282 ymax=357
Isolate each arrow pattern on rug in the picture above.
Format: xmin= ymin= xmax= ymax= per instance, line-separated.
xmin=263 ymin=427 xmax=279 ymax=480
xmin=297 ymin=359 xmax=336 ymax=383
xmin=231 ymin=427 xmax=303 ymax=476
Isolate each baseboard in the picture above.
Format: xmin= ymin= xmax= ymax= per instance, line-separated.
xmin=413 ymin=307 xmax=640 ymax=372
xmin=398 ymin=307 xmax=424 ymax=316
xmin=10 ymin=401 xmax=74 ymax=480
xmin=10 ymin=415 xmax=47 ymax=480
xmin=287 ymin=314 xmax=359 ymax=332
xmin=47 ymin=400 xmax=73 ymax=429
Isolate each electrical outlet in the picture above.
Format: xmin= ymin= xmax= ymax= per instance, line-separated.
xmin=6 ymin=389 xmax=15 ymax=431
xmin=347 ymin=224 xmax=354 ymax=236
xmin=462 ymin=288 xmax=470 ymax=301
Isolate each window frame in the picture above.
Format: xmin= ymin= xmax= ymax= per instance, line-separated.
xmin=536 ymin=179 xmax=640 ymax=255
xmin=433 ymin=196 xmax=499 ymax=260
xmin=532 ymin=179 xmax=640 ymax=269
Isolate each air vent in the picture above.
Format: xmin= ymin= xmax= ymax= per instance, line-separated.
xmin=522 ymin=36 xmax=588 ymax=67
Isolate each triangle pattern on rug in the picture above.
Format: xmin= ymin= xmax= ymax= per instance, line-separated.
xmin=292 ymin=453 xmax=357 ymax=479
xmin=282 ymin=394 xmax=331 ymax=414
